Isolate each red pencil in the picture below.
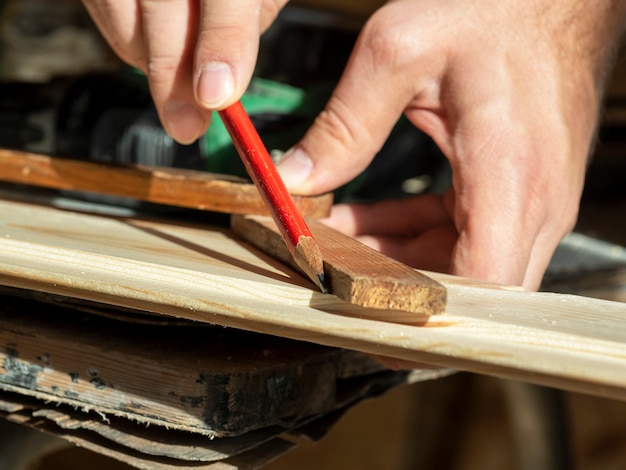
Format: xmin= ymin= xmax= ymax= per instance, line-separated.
xmin=218 ymin=101 xmax=327 ymax=292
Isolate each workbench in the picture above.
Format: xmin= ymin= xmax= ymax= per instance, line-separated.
xmin=0 ymin=188 xmax=453 ymax=469
xmin=2 ymin=187 xmax=626 ymax=468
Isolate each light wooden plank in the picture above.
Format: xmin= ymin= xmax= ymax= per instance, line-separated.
xmin=2 ymin=199 xmax=626 ymax=401
xmin=231 ymin=214 xmax=447 ymax=315
xmin=0 ymin=148 xmax=332 ymax=218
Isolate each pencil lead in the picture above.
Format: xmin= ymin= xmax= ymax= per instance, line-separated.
xmin=317 ymin=273 xmax=329 ymax=294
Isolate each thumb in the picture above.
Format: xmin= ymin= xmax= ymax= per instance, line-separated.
xmin=276 ymin=22 xmax=416 ymax=194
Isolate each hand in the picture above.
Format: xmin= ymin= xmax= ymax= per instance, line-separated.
xmin=82 ymin=0 xmax=288 ymax=144
xmin=277 ymin=0 xmax=626 ymax=290
xmin=322 ymin=193 xmax=458 ymax=275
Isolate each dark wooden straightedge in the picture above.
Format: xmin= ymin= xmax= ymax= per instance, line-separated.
xmin=231 ymin=214 xmax=447 ymax=316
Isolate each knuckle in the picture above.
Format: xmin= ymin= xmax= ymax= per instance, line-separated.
xmin=198 ymin=22 xmax=243 ymax=42
xmin=358 ymin=9 xmax=424 ymax=72
xmin=313 ymin=96 xmax=366 ymax=153
xmin=532 ymin=180 xmax=582 ymax=237
xmin=360 ymin=19 xmax=402 ymax=67
xmin=260 ymin=0 xmax=286 ymax=27
xmin=146 ymin=54 xmax=181 ymax=78
xmin=115 ymin=45 xmax=147 ymax=70
xmin=145 ymin=54 xmax=187 ymax=98
xmin=195 ymin=23 xmax=256 ymax=63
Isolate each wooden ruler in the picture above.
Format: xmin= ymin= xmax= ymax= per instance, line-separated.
xmin=231 ymin=214 xmax=446 ymax=315
xmin=0 ymin=148 xmax=332 ymax=218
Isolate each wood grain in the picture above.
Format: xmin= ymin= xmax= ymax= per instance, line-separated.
xmin=0 ymin=395 xmax=297 ymax=470
xmin=0 ymin=291 xmax=441 ymax=469
xmin=0 ymin=148 xmax=332 ymax=218
xmin=0 ymin=293 xmax=393 ymax=438
xmin=231 ymin=214 xmax=446 ymax=316
xmin=2 ymin=199 xmax=626 ymax=402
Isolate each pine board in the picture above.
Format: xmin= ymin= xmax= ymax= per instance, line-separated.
xmin=2 ymin=198 xmax=626 ymax=401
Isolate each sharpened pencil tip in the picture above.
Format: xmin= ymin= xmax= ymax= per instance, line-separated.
xmin=317 ymin=273 xmax=329 ymax=294
xmin=293 ymin=236 xmax=327 ymax=293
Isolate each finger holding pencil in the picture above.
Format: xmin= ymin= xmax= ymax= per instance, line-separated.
xmin=218 ymin=101 xmax=328 ymax=293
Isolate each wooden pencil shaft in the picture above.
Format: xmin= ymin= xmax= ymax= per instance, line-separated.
xmin=218 ymin=102 xmax=314 ymax=254
xmin=219 ymin=102 xmax=326 ymax=291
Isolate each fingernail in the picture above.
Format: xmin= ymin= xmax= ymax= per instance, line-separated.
xmin=276 ymin=148 xmax=313 ymax=190
xmin=162 ymin=102 xmax=205 ymax=144
xmin=196 ymin=62 xmax=234 ymax=108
